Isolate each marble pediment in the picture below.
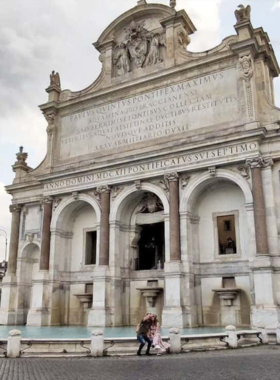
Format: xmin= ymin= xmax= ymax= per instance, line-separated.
xmin=94 ymin=3 xmax=196 ymax=80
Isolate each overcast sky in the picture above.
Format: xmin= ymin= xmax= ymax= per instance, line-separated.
xmin=0 ymin=0 xmax=280 ymax=260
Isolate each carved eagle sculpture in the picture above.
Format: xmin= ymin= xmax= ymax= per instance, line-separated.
xmin=235 ymin=4 xmax=251 ymax=24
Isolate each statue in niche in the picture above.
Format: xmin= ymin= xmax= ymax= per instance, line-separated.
xmin=137 ymin=193 xmax=164 ymax=213
xmin=146 ymin=33 xmax=163 ymax=66
xmin=113 ymin=43 xmax=131 ymax=75
xmin=235 ymin=5 xmax=251 ymax=24
xmin=49 ymin=70 xmax=61 ymax=89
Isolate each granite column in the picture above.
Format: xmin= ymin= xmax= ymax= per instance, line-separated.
xmin=40 ymin=197 xmax=53 ymax=271
xmin=246 ymin=157 xmax=269 ymax=255
xmin=7 ymin=204 xmax=22 ymax=274
xmin=165 ymin=172 xmax=181 ymax=261
xmin=98 ymin=186 xmax=111 ymax=266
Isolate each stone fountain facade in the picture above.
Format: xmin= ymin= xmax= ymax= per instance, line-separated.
xmin=1 ymin=1 xmax=280 ymax=329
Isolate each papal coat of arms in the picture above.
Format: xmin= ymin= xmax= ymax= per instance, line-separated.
xmin=113 ymin=20 xmax=166 ymax=75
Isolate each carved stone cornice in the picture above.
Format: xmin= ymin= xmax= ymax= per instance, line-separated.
xmin=164 ymin=172 xmax=179 ymax=182
xmin=246 ymin=156 xmax=274 ymax=169
xmin=9 ymin=204 xmax=22 ymax=213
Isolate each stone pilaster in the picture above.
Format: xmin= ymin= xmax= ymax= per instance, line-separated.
xmin=164 ymin=172 xmax=181 ymax=261
xmin=40 ymin=197 xmax=53 ymax=271
xmin=247 ymin=157 xmax=280 ymax=327
xmin=98 ymin=186 xmax=111 ymax=266
xmin=7 ymin=204 xmax=22 ymax=274
xmin=246 ymin=157 xmax=269 ymax=255
xmin=0 ymin=204 xmax=21 ymax=324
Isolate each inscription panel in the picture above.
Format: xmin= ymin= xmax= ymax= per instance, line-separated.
xmin=59 ymin=68 xmax=239 ymax=160
xmin=45 ymin=142 xmax=258 ymax=193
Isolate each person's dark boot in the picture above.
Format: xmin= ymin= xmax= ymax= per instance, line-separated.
xmin=137 ymin=344 xmax=144 ymax=356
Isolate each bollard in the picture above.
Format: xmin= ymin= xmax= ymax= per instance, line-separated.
xmin=225 ymin=325 xmax=238 ymax=348
xmin=168 ymin=328 xmax=181 ymax=354
xmin=91 ymin=329 xmax=104 ymax=357
xmin=259 ymin=328 xmax=269 ymax=344
xmin=276 ymin=324 xmax=280 ymax=344
xmin=7 ymin=330 xmax=22 ymax=358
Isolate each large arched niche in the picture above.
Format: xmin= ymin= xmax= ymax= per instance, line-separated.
xmin=50 ymin=195 xmax=101 ymax=272
xmin=110 ymin=182 xmax=169 ymax=270
xmin=180 ymin=169 xmax=254 ymax=261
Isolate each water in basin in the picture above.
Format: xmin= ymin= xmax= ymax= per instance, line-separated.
xmin=0 ymin=326 xmax=233 ymax=340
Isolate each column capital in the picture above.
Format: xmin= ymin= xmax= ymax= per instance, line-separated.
xmin=97 ymin=185 xmax=111 ymax=194
xmin=9 ymin=204 xmax=22 ymax=213
xmin=164 ymin=172 xmax=179 ymax=182
xmin=246 ymin=156 xmax=274 ymax=169
xmin=41 ymin=196 xmax=53 ymax=205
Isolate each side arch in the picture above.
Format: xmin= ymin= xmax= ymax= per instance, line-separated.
xmin=180 ymin=169 xmax=253 ymax=213
xmin=51 ymin=193 xmax=101 ymax=229
xmin=110 ymin=182 xmax=169 ymax=222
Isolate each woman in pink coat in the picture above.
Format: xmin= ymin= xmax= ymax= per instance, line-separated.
xmin=149 ymin=315 xmax=171 ymax=355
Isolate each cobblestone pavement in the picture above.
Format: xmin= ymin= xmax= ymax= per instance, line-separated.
xmin=0 ymin=346 xmax=280 ymax=380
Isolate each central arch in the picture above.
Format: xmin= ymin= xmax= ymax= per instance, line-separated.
xmin=109 ymin=182 xmax=169 ymax=326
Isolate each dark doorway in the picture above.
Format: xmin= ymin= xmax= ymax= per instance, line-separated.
xmin=138 ymin=222 xmax=165 ymax=270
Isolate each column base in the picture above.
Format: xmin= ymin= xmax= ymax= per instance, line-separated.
xmin=87 ymin=307 xmax=111 ymax=327
xmin=162 ymin=307 xmax=189 ymax=328
xmin=0 ymin=275 xmax=19 ymax=325
xmin=26 ymin=271 xmax=51 ymax=326
xmin=251 ymin=305 xmax=280 ymax=328
xmin=26 ymin=308 xmax=50 ymax=326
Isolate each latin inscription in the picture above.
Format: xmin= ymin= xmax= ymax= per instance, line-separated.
xmin=59 ymin=68 xmax=239 ymax=159
xmin=45 ymin=142 xmax=258 ymax=191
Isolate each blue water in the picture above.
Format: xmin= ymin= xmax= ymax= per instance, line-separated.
xmin=0 ymin=326 xmax=229 ymax=340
